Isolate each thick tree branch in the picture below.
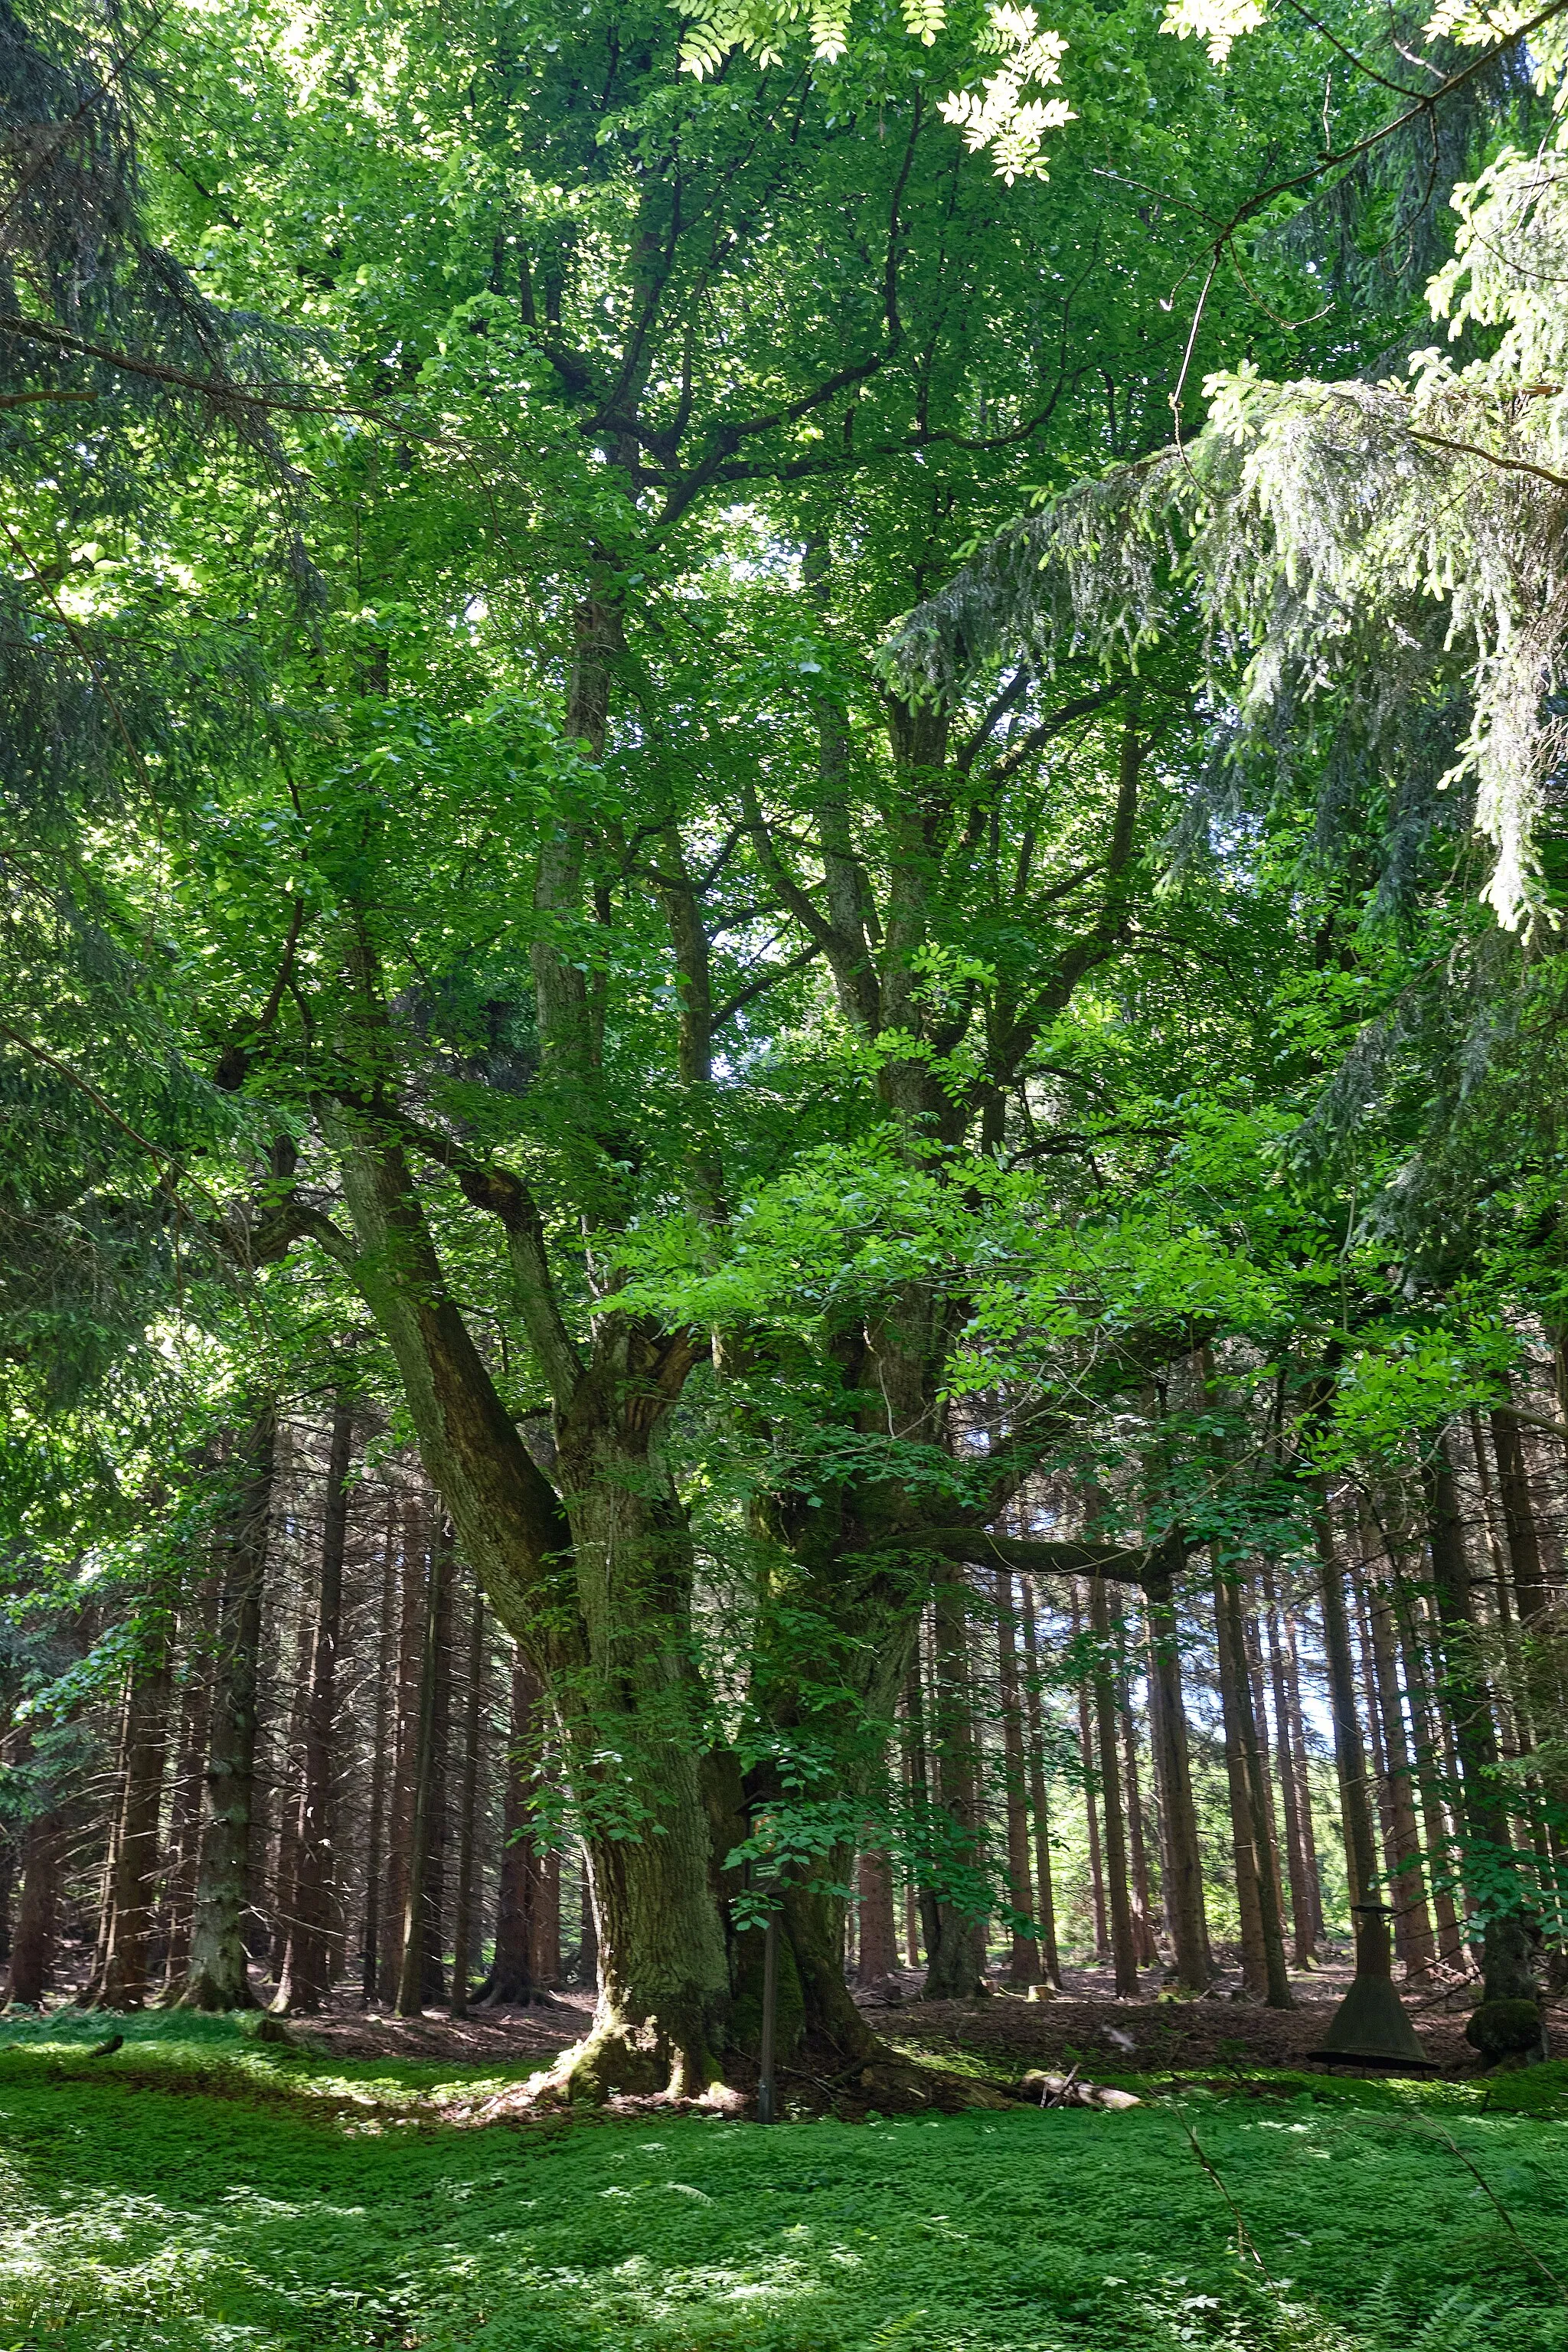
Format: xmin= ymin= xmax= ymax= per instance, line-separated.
xmin=456 ymin=1165 xmax=587 ymax=1412
xmin=887 ymin=1527 xmax=1162 ymax=1585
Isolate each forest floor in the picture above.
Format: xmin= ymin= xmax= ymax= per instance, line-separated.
xmin=3 ymin=2010 xmax=1568 ymax=2352
xmin=281 ymin=1951 xmax=1488 ymax=2082
xmin=864 ymin=1953 xmax=1488 ymax=2082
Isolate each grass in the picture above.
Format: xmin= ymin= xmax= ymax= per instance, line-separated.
xmin=3 ymin=2017 xmax=1568 ymax=2350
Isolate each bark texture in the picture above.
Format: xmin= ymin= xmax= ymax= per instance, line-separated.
xmin=276 ymin=1392 xmax=354 ymax=2013
xmin=177 ymin=1406 xmax=276 ymax=2010
xmin=96 ymin=1621 xmax=172 ymax=2009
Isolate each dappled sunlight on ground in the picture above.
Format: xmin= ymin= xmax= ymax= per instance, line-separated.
xmin=4 ymin=2020 xmax=1568 ymax=2350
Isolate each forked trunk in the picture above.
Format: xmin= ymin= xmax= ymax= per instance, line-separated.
xmin=332 ymin=1115 xmax=736 ymax=2092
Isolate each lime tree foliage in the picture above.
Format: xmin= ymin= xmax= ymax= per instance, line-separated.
xmin=3 ymin=0 xmax=1568 ymax=2110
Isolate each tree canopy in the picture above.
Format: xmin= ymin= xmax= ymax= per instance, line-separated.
xmin=7 ymin=0 xmax=1568 ymax=2115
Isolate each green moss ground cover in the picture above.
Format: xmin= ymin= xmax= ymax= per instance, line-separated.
xmin=3 ymin=2019 xmax=1568 ymax=2352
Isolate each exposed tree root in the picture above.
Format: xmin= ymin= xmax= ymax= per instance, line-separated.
xmin=449 ymin=2024 xmax=1021 ymax=2128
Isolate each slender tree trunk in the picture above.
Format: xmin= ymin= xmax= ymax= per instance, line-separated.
xmin=1488 ymin=1398 xmax=1565 ymax=1816
xmin=1143 ymin=1562 xmax=1214 ymax=1989
xmin=1351 ymin=1565 xmax=1399 ymax=1895
xmin=1358 ymin=1525 xmax=1437 ymax=1979
xmin=161 ymin=1579 xmax=219 ymax=1993
xmin=5 ymin=1806 xmax=63 ymax=2007
xmin=1260 ymin=1564 xmax=1316 ymax=1966
xmin=0 ymin=1822 xmax=14 ymax=1970
xmin=995 ymin=1572 xmax=1040 ymax=1984
xmin=276 ymin=1393 xmax=354 ymax=2013
xmin=1480 ymin=1427 xmax=1562 ymax=1871
xmin=1088 ymin=1576 xmax=1140 ymax=1994
xmin=1423 ymin=1436 xmax=1544 ymax=2047
xmin=900 ymin=1680 xmax=923 ymax=1968
xmin=1491 ymin=1394 xmax=1553 ymax=1622
xmin=1213 ymin=1560 xmax=1289 ymax=2004
xmin=1241 ymin=1596 xmax=1290 ymax=1956
xmin=1119 ymin=1665 xmax=1160 ymax=1966
xmin=270 ymin=1590 xmax=314 ymax=1979
xmin=1019 ymin=1578 xmax=1063 ymax=1987
xmin=395 ymin=1519 xmax=452 ymax=2016
xmin=176 ymin=1406 xmax=276 ymax=2009
xmin=380 ymin=1503 xmax=424 ymax=2005
xmin=361 ymin=1501 xmax=399 ymax=2005
xmin=1389 ymin=1560 xmax=1466 ymax=1965
xmin=479 ymin=1651 xmax=541 ymax=2004
xmin=420 ymin=1517 xmax=456 ymax=2004
xmin=856 ymin=1844 xmax=899 ymax=1985
xmin=566 ymin=1853 xmax=586 ymax=1990
xmin=448 ymin=1569 xmax=487 ymax=2018
xmin=906 ymin=1648 xmax=939 ymax=1974
xmin=921 ymin=1573 xmax=988 ymax=1999
xmin=1281 ymin=1602 xmax=1327 ymax=1944
xmin=1314 ymin=1491 xmax=1381 ymax=1916
xmin=97 ymin=1619 xmax=173 ymax=2009
xmin=89 ymin=1677 xmax=132 ymax=1999
xmin=1072 ymin=1584 xmax=1109 ymax=1963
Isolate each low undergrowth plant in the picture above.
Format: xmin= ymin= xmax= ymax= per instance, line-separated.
xmin=2 ymin=2033 xmax=1567 ymax=2351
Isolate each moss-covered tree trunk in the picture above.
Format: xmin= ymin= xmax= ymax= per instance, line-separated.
xmin=324 ymin=1114 xmax=733 ymax=2093
xmin=545 ymin=1429 xmax=732 ymax=2095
